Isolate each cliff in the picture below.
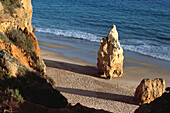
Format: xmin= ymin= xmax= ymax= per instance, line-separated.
xmin=0 ymin=1 xmax=111 ymax=112
xmin=0 ymin=0 xmax=46 ymax=77
xmin=0 ymin=0 xmax=68 ymax=111
xmin=0 ymin=0 xmax=32 ymax=32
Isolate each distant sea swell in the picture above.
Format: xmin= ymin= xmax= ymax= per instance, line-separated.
xmin=36 ymin=27 xmax=170 ymax=61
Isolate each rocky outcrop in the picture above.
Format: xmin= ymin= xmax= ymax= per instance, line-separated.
xmin=134 ymin=78 xmax=165 ymax=104
xmin=97 ymin=25 xmax=124 ymax=79
xmin=0 ymin=28 xmax=46 ymax=77
xmin=135 ymin=88 xmax=170 ymax=113
xmin=0 ymin=0 xmax=32 ymax=33
xmin=0 ymin=49 xmax=27 ymax=77
xmin=0 ymin=0 xmax=46 ymax=77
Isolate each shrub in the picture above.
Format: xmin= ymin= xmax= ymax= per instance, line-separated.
xmin=0 ymin=0 xmax=21 ymax=8
xmin=5 ymin=88 xmax=24 ymax=102
xmin=0 ymin=88 xmax=24 ymax=112
xmin=6 ymin=28 xmax=35 ymax=55
xmin=5 ymin=28 xmax=42 ymax=72
xmin=0 ymin=67 xmax=11 ymax=80
xmin=0 ymin=0 xmax=21 ymax=16
xmin=0 ymin=32 xmax=12 ymax=44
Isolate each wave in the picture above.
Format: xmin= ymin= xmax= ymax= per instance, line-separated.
xmin=36 ymin=27 xmax=170 ymax=61
xmin=36 ymin=27 xmax=102 ymax=42
xmin=121 ymin=44 xmax=170 ymax=61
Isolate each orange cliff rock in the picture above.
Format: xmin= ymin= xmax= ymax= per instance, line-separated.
xmin=0 ymin=0 xmax=46 ymax=77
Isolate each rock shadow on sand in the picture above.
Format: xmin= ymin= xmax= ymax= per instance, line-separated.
xmin=44 ymin=59 xmax=101 ymax=78
xmin=56 ymin=87 xmax=135 ymax=105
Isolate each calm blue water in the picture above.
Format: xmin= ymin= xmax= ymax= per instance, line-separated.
xmin=32 ymin=0 xmax=170 ymax=61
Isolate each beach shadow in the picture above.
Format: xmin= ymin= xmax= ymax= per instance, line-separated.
xmin=56 ymin=87 xmax=135 ymax=105
xmin=43 ymin=59 xmax=101 ymax=78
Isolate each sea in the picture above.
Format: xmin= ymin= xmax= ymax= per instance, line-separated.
xmin=32 ymin=0 xmax=170 ymax=63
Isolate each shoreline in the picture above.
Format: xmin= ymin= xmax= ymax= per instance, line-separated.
xmin=39 ymin=40 xmax=170 ymax=112
xmin=40 ymin=48 xmax=170 ymax=86
xmin=39 ymin=40 xmax=170 ymax=86
xmin=35 ymin=31 xmax=170 ymax=69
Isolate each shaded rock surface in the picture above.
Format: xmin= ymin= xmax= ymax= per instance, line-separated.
xmin=97 ymin=25 xmax=124 ymax=79
xmin=19 ymin=102 xmax=110 ymax=113
xmin=135 ymin=88 xmax=170 ymax=113
xmin=134 ymin=78 xmax=165 ymax=104
xmin=0 ymin=71 xmax=68 ymax=110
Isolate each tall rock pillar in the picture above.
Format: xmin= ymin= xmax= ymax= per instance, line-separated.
xmin=97 ymin=25 xmax=124 ymax=79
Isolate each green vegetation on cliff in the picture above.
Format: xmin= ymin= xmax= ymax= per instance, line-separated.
xmin=0 ymin=0 xmax=21 ymax=8
xmin=0 ymin=68 xmax=24 ymax=112
xmin=0 ymin=0 xmax=21 ymax=16
xmin=0 ymin=88 xmax=24 ymax=112
xmin=6 ymin=28 xmax=35 ymax=55
xmin=0 ymin=28 xmax=44 ymax=73
xmin=0 ymin=28 xmax=37 ymax=62
xmin=0 ymin=32 xmax=12 ymax=44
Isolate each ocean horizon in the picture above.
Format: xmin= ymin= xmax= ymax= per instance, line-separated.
xmin=32 ymin=0 xmax=170 ymax=62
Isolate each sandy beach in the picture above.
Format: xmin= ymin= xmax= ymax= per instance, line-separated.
xmin=38 ymin=41 xmax=170 ymax=113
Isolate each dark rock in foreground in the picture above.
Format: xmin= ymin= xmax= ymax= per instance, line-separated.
xmin=135 ymin=88 xmax=170 ymax=113
xmin=134 ymin=78 xmax=165 ymax=104
xmin=19 ymin=102 xmax=111 ymax=113
xmin=0 ymin=72 xmax=68 ymax=109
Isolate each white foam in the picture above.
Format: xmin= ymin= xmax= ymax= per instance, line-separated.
xmin=121 ymin=44 xmax=170 ymax=61
xmin=36 ymin=27 xmax=170 ymax=61
xmin=36 ymin=27 xmax=101 ymax=42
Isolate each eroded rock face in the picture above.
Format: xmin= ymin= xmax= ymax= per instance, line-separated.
xmin=134 ymin=78 xmax=165 ymax=104
xmin=0 ymin=49 xmax=27 ymax=77
xmin=0 ymin=1 xmax=46 ymax=77
xmin=97 ymin=25 xmax=124 ymax=79
xmin=0 ymin=0 xmax=32 ymax=33
xmin=0 ymin=29 xmax=46 ymax=77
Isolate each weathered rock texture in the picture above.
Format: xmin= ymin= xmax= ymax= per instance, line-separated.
xmin=0 ymin=49 xmax=27 ymax=77
xmin=135 ymin=88 xmax=170 ymax=113
xmin=0 ymin=0 xmax=32 ymax=32
xmin=0 ymin=0 xmax=46 ymax=77
xmin=134 ymin=78 xmax=165 ymax=104
xmin=97 ymin=25 xmax=124 ymax=79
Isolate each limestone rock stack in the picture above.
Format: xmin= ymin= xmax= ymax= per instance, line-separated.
xmin=97 ymin=25 xmax=124 ymax=79
xmin=134 ymin=78 xmax=165 ymax=104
